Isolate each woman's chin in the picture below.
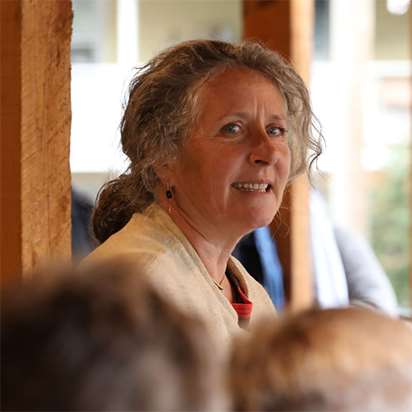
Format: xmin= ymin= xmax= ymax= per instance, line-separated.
xmin=238 ymin=195 xmax=280 ymax=228
xmin=240 ymin=208 xmax=278 ymax=232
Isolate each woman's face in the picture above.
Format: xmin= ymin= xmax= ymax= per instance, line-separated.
xmin=166 ymin=67 xmax=291 ymax=237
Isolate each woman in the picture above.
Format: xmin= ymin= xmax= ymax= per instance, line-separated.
xmin=85 ymin=40 xmax=321 ymax=345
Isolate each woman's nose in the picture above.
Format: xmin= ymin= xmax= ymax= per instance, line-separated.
xmin=248 ymin=134 xmax=278 ymax=166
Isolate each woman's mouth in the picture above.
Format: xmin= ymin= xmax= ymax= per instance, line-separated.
xmin=232 ymin=182 xmax=272 ymax=193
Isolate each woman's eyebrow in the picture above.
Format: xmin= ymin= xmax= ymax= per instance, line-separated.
xmin=268 ymin=114 xmax=287 ymax=122
xmin=219 ymin=112 xmax=287 ymax=122
xmin=219 ymin=112 xmax=249 ymax=121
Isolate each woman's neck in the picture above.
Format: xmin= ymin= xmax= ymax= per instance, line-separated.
xmin=157 ymin=200 xmax=240 ymax=282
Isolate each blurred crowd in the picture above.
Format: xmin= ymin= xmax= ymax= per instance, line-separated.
xmin=2 ymin=259 xmax=412 ymax=412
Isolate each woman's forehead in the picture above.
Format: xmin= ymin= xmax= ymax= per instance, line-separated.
xmin=194 ymin=67 xmax=286 ymax=117
xmin=200 ymin=66 xmax=279 ymax=94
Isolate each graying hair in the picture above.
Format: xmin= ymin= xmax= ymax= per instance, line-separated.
xmin=93 ymin=39 xmax=323 ymax=243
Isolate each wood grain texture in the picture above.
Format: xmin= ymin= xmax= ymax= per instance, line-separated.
xmin=0 ymin=0 xmax=23 ymax=285
xmin=287 ymin=0 xmax=313 ymax=311
xmin=1 ymin=0 xmax=72 ymax=284
xmin=243 ymin=0 xmax=314 ymax=311
xmin=243 ymin=0 xmax=291 ymax=59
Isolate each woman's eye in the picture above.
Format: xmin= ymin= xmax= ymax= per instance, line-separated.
xmin=221 ymin=123 xmax=242 ymax=135
xmin=267 ymin=126 xmax=287 ymax=137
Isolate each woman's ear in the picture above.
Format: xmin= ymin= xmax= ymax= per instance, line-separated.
xmin=154 ymin=161 xmax=175 ymax=185
xmin=153 ymin=162 xmax=176 ymax=203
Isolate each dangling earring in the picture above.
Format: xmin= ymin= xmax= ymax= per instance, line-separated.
xmin=165 ymin=185 xmax=173 ymax=214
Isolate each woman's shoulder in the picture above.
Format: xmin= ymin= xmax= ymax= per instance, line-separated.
xmin=82 ymin=209 xmax=178 ymax=266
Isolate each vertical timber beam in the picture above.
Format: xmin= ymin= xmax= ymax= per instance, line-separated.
xmin=0 ymin=0 xmax=73 ymax=285
xmin=243 ymin=0 xmax=314 ymax=311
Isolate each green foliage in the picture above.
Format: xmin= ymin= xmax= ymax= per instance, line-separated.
xmin=369 ymin=145 xmax=410 ymax=308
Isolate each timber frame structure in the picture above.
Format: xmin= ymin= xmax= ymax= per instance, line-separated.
xmin=1 ymin=0 xmax=72 ymax=285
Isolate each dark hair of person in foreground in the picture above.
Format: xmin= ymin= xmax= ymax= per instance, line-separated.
xmin=229 ymin=307 xmax=412 ymax=412
xmin=1 ymin=260 xmax=226 ymax=411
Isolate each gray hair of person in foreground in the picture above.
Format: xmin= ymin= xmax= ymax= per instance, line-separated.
xmin=2 ymin=260 xmax=227 ymax=411
xmin=229 ymin=307 xmax=412 ymax=412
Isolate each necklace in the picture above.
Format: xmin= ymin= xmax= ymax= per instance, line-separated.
xmin=213 ymin=272 xmax=226 ymax=291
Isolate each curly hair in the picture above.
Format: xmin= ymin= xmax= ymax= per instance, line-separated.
xmin=93 ymin=39 xmax=323 ymax=243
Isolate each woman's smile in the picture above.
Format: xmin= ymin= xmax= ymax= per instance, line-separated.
xmin=231 ymin=182 xmax=272 ymax=193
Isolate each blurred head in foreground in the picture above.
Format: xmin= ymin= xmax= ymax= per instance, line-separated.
xmin=2 ymin=261 xmax=226 ymax=411
xmin=229 ymin=307 xmax=412 ymax=412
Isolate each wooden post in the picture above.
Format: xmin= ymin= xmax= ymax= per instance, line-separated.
xmin=243 ymin=0 xmax=314 ymax=311
xmin=0 ymin=0 xmax=73 ymax=285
